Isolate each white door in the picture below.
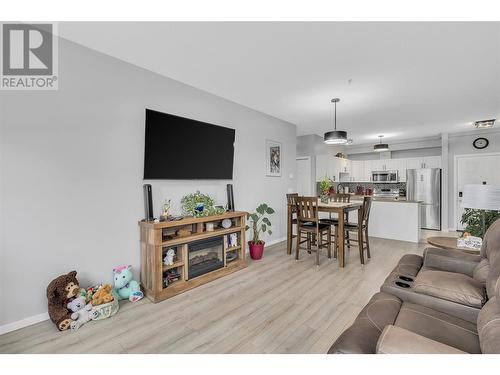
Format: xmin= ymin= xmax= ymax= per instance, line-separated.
xmin=455 ymin=153 xmax=500 ymax=229
xmin=297 ymin=157 xmax=312 ymax=196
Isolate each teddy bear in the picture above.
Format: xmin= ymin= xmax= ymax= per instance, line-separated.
xmin=47 ymin=270 xmax=82 ymax=331
xmin=91 ymin=284 xmax=114 ymax=306
xmin=67 ymin=295 xmax=98 ymax=331
xmin=113 ymin=265 xmax=144 ymax=302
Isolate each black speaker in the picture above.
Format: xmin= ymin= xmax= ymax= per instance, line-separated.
xmin=226 ymin=184 xmax=235 ymax=211
xmin=143 ymin=184 xmax=154 ymax=221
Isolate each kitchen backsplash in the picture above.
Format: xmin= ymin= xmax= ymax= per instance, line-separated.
xmin=316 ymin=182 xmax=407 ymax=194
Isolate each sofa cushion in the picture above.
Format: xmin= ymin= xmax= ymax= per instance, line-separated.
xmin=477 ymin=279 xmax=500 ymax=354
xmin=473 ymin=258 xmax=490 ymax=285
xmin=413 ymin=269 xmax=486 ymax=308
xmin=376 ymin=325 xmax=467 ymax=354
xmin=423 ymin=247 xmax=480 ymax=277
xmin=327 ymin=292 xmax=401 ymax=354
xmin=395 ymin=301 xmax=480 ymax=353
xmin=480 ymin=218 xmax=500 ymax=263
xmin=486 ymin=256 xmax=500 ymax=298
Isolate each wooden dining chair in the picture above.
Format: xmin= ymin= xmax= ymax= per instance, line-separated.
xmin=295 ymin=196 xmax=332 ymax=266
xmin=344 ymin=196 xmax=373 ymax=264
xmin=286 ymin=193 xmax=299 ymax=254
xmin=320 ymin=193 xmax=351 ymax=259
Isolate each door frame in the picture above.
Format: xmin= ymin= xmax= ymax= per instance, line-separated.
xmin=296 ymin=156 xmax=313 ymax=196
xmin=453 ymin=152 xmax=500 ymax=230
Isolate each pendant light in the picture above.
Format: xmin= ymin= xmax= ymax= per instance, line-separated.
xmin=374 ymin=135 xmax=389 ymax=152
xmin=324 ymin=98 xmax=348 ymax=145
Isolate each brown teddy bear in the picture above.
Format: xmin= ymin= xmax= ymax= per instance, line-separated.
xmin=91 ymin=284 xmax=114 ymax=306
xmin=46 ymin=270 xmax=81 ymax=331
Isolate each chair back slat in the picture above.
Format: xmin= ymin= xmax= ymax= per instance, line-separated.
xmin=329 ymin=193 xmax=350 ymax=203
xmin=287 ymin=193 xmax=299 ymax=214
xmin=362 ymin=196 xmax=373 ymax=226
xmin=296 ymin=196 xmax=319 ymax=223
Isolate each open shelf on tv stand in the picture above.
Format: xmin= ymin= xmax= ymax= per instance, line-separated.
xmin=139 ymin=211 xmax=247 ymax=303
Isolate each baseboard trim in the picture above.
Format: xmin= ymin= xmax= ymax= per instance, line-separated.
xmin=0 ymin=312 xmax=49 ymax=335
xmin=265 ymin=237 xmax=287 ymax=247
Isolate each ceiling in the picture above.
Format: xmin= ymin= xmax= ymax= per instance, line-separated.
xmin=59 ymin=22 xmax=500 ymax=145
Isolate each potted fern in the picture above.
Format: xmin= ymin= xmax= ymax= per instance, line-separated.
xmin=246 ymin=203 xmax=275 ymax=260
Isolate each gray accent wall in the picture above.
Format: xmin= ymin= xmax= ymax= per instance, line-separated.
xmin=0 ymin=37 xmax=297 ymax=326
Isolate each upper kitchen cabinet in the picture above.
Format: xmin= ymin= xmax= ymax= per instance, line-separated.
xmin=315 ymin=154 xmax=328 ymax=181
xmin=406 ymin=156 xmax=442 ymax=169
xmin=422 ymin=156 xmax=441 ymax=169
xmin=350 ymin=160 xmax=365 ymax=182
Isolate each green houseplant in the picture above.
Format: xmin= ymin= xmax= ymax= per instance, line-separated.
xmin=460 ymin=208 xmax=500 ymax=237
xmin=181 ymin=191 xmax=225 ymax=218
xmin=245 ymin=203 xmax=275 ymax=260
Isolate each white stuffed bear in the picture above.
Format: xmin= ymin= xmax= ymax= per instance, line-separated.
xmin=163 ymin=249 xmax=175 ymax=266
xmin=67 ymin=295 xmax=98 ymax=331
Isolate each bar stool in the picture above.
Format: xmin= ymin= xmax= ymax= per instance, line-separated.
xmin=295 ymin=196 xmax=332 ymax=266
xmin=286 ymin=193 xmax=299 ymax=254
xmin=344 ymin=196 xmax=373 ymax=264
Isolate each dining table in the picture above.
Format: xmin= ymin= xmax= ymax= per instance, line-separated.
xmin=286 ymin=200 xmax=363 ymax=268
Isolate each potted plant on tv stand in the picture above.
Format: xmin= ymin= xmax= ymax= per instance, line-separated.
xmin=246 ymin=203 xmax=275 ymax=260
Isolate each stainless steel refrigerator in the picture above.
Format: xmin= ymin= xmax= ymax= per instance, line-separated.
xmin=407 ymin=168 xmax=441 ymax=230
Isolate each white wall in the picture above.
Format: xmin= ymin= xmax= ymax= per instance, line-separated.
xmin=0 ymin=37 xmax=296 ymax=327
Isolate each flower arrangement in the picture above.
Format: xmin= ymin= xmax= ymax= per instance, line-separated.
xmin=181 ymin=191 xmax=225 ymax=217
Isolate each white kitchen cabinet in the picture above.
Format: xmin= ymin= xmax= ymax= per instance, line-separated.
xmin=315 ymin=154 xmax=328 ymax=181
xmin=351 ymin=160 xmax=365 ymax=182
xmin=406 ymin=156 xmax=442 ymax=169
xmin=422 ymin=156 xmax=441 ymax=169
xmin=363 ymin=160 xmax=373 ymax=182
xmin=371 ymin=159 xmax=385 ymax=172
xmin=405 ymin=157 xmax=422 ymax=170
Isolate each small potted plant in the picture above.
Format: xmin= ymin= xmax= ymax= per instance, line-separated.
xmin=319 ymin=176 xmax=332 ymax=203
xmin=246 ymin=203 xmax=275 ymax=260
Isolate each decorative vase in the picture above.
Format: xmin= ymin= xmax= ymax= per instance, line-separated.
xmin=248 ymin=241 xmax=265 ymax=260
xmin=320 ymin=194 xmax=329 ymax=203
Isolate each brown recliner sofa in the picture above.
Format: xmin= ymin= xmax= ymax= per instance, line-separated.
xmin=380 ymin=219 xmax=500 ymax=323
xmin=328 ymin=218 xmax=500 ymax=354
xmin=328 ymin=270 xmax=500 ymax=354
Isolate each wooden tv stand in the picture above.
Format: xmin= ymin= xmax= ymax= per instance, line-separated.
xmin=138 ymin=211 xmax=247 ymax=303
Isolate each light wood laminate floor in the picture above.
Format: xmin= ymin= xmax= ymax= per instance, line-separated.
xmin=0 ymin=235 xmax=433 ymax=354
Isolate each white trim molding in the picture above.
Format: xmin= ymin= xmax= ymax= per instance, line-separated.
xmin=0 ymin=312 xmax=49 ymax=335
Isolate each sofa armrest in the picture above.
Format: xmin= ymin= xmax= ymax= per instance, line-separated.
xmin=376 ymin=325 xmax=467 ymax=354
xmin=423 ymin=247 xmax=480 ymax=277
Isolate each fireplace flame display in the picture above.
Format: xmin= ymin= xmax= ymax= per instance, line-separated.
xmin=188 ymin=237 xmax=224 ymax=279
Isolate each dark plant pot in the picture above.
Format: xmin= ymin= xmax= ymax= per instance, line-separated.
xmin=248 ymin=241 xmax=265 ymax=260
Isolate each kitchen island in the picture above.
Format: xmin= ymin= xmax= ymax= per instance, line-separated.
xmin=347 ymin=197 xmax=422 ymax=243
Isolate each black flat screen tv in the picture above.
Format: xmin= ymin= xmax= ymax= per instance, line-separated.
xmin=143 ymin=109 xmax=235 ymax=179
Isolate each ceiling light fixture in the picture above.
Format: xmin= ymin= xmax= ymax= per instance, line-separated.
xmin=324 ymin=98 xmax=347 ymax=145
xmin=474 ymin=119 xmax=496 ymax=129
xmin=374 ymin=135 xmax=389 ymax=152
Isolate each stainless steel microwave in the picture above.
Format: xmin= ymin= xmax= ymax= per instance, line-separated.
xmin=372 ymin=170 xmax=399 ymax=183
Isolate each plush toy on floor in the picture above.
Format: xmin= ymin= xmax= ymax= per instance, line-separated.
xmin=112 ymin=265 xmax=144 ymax=302
xmin=47 ymin=270 xmax=82 ymax=331
xmin=91 ymin=284 xmax=114 ymax=306
xmin=67 ymin=295 xmax=98 ymax=331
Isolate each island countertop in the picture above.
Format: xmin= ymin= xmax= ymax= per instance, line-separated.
xmin=346 ymin=198 xmax=421 ymax=243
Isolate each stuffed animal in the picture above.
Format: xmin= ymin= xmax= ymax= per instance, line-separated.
xmin=67 ymin=296 xmax=98 ymax=331
xmin=46 ymin=270 xmax=81 ymax=331
xmin=112 ymin=265 xmax=144 ymax=302
xmin=92 ymin=284 xmax=114 ymax=306
xmin=163 ymin=249 xmax=175 ymax=266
